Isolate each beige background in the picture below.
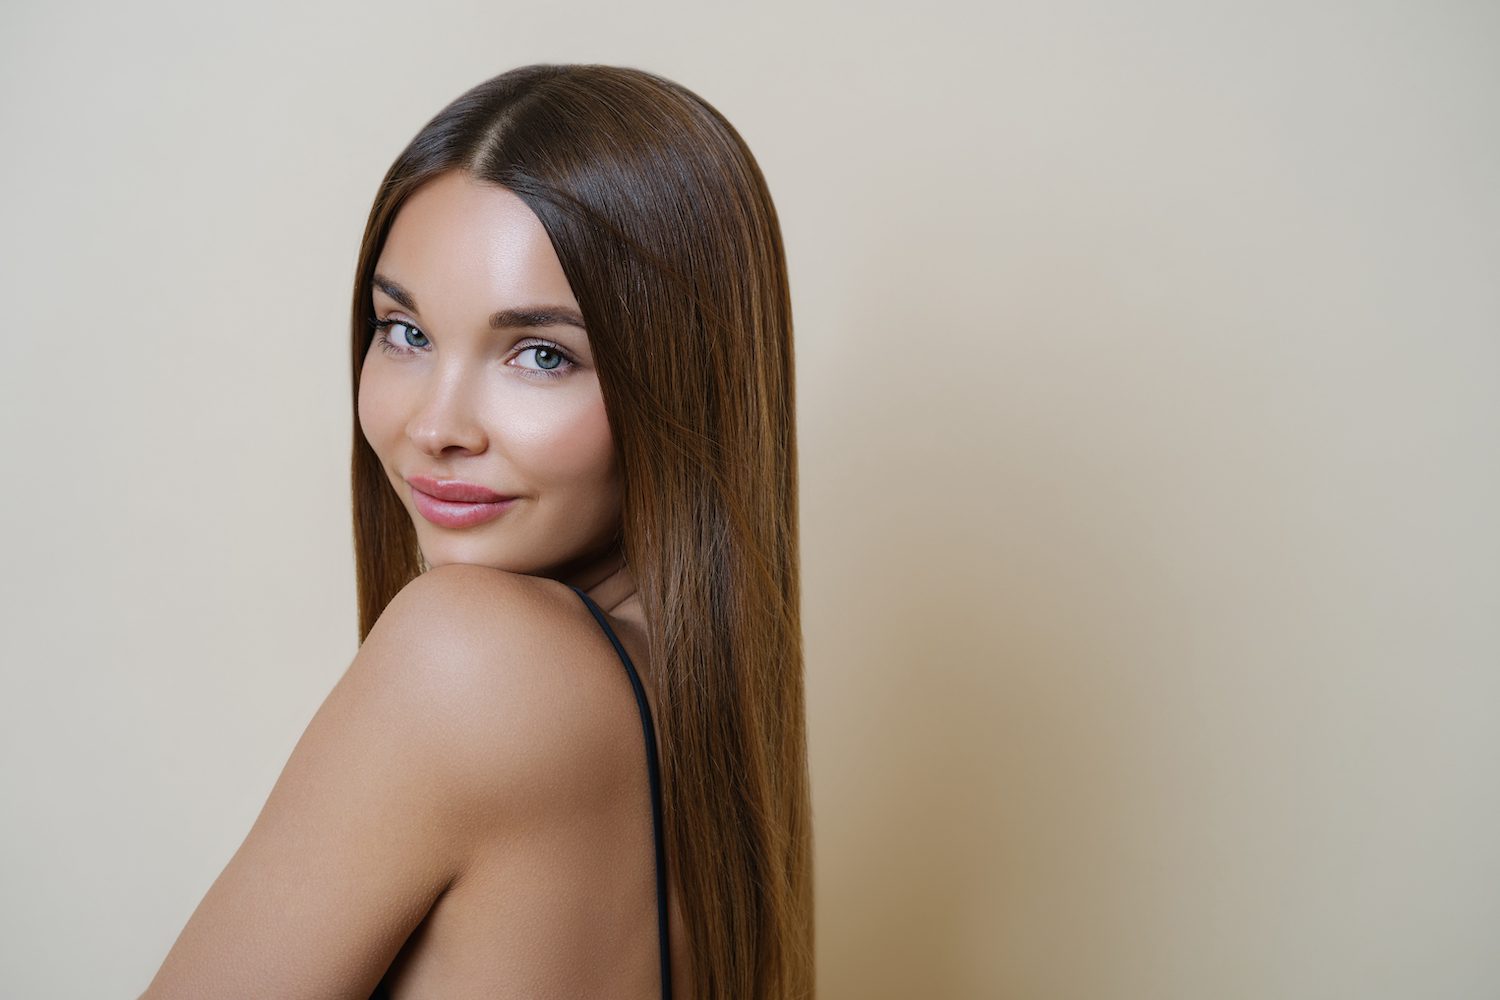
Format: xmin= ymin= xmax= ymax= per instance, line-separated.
xmin=2 ymin=1 xmax=1496 ymax=997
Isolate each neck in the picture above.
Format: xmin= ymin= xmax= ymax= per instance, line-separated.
xmin=551 ymin=542 xmax=639 ymax=617
xmin=545 ymin=540 xmax=648 ymax=654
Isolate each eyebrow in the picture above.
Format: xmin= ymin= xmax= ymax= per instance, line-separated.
xmin=372 ymin=273 xmax=586 ymax=331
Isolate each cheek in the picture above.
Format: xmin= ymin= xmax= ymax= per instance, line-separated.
xmin=499 ymin=390 xmax=617 ymax=491
xmin=356 ymin=361 xmax=399 ymax=457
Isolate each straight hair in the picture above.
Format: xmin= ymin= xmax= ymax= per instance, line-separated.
xmin=347 ymin=64 xmax=813 ymax=999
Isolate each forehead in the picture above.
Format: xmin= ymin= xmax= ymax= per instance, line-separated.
xmin=375 ymin=171 xmax=579 ymax=311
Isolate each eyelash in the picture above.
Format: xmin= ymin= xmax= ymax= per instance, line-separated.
xmin=367 ymin=317 xmax=578 ymax=379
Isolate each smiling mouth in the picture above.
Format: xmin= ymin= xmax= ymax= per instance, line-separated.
xmin=408 ymin=484 xmax=519 ymax=529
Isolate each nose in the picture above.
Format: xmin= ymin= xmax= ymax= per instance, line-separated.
xmin=404 ymin=367 xmax=489 ymax=458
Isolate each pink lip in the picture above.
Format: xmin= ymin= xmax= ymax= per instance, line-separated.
xmin=406 ymin=476 xmax=519 ymax=529
xmin=406 ymin=476 xmax=514 ymax=502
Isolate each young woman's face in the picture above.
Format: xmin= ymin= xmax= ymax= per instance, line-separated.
xmin=358 ymin=169 xmax=621 ymax=577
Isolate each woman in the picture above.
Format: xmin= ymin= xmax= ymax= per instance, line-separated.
xmin=140 ymin=64 xmax=813 ymax=999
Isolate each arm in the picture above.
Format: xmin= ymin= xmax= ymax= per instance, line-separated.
xmin=138 ymin=564 xmax=561 ymax=999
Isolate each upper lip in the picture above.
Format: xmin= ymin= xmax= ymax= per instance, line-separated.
xmin=406 ymin=475 xmax=516 ymax=503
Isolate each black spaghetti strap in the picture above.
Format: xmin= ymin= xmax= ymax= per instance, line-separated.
xmin=569 ymin=584 xmax=674 ymax=1000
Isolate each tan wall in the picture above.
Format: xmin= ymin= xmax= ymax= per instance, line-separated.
xmin=1 ymin=1 xmax=1495 ymax=997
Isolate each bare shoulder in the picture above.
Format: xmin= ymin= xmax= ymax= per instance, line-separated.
xmin=370 ymin=562 xmax=618 ymax=694
xmin=362 ymin=564 xmax=645 ymax=821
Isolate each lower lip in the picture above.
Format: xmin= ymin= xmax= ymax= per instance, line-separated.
xmin=409 ymin=486 xmax=519 ymax=528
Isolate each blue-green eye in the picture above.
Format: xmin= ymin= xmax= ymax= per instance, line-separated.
xmin=369 ymin=317 xmax=429 ymax=353
xmin=514 ymin=345 xmax=570 ymax=373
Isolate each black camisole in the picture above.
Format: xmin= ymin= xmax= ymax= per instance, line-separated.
xmin=368 ymin=584 xmax=673 ymax=999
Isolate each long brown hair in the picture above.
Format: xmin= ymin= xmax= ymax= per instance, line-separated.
xmin=348 ymin=64 xmax=813 ymax=998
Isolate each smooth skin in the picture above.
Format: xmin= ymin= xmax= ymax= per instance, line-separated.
xmin=140 ymin=170 xmax=687 ymax=999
